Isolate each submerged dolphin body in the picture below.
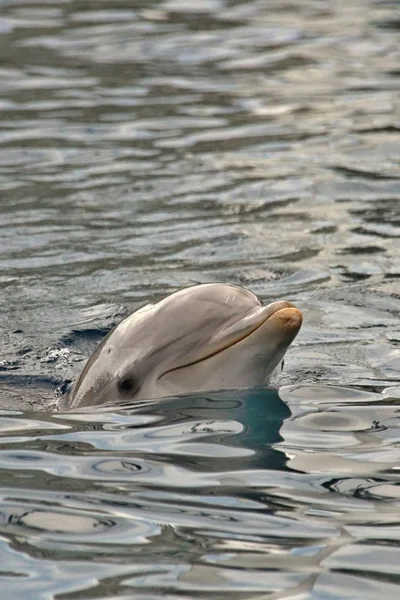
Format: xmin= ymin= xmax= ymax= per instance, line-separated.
xmin=64 ymin=283 xmax=302 ymax=409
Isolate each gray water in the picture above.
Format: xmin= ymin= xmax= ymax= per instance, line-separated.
xmin=1 ymin=0 xmax=400 ymax=597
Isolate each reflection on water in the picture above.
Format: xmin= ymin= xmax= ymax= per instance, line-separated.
xmin=0 ymin=0 xmax=400 ymax=597
xmin=1 ymin=386 xmax=400 ymax=598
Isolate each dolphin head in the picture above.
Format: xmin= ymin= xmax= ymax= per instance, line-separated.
xmin=65 ymin=283 xmax=302 ymax=409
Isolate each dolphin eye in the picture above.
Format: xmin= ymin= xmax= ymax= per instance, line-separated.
xmin=118 ymin=376 xmax=139 ymax=396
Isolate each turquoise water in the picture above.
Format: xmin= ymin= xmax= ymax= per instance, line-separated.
xmin=0 ymin=0 xmax=400 ymax=597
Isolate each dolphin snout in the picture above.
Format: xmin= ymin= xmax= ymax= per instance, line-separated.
xmin=273 ymin=306 xmax=303 ymax=333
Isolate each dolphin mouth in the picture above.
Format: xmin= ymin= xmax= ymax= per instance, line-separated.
xmin=159 ymin=300 xmax=302 ymax=379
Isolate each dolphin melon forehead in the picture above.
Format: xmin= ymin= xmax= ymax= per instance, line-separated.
xmin=158 ymin=283 xmax=262 ymax=315
xmin=148 ymin=283 xmax=263 ymax=331
xmin=113 ymin=283 xmax=272 ymax=370
xmin=108 ymin=283 xmax=265 ymax=359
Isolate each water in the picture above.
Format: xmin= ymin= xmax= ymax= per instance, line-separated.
xmin=0 ymin=0 xmax=400 ymax=597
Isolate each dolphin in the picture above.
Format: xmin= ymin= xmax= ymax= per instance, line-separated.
xmin=63 ymin=283 xmax=302 ymax=409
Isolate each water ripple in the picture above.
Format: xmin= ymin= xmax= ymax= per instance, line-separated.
xmin=1 ymin=0 xmax=400 ymax=597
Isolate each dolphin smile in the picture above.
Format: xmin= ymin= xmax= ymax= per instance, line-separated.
xmin=63 ymin=283 xmax=302 ymax=409
xmin=159 ymin=300 xmax=302 ymax=379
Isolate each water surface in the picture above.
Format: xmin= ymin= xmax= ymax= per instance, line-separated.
xmin=0 ymin=0 xmax=400 ymax=597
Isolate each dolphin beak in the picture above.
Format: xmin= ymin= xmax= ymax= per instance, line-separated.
xmin=263 ymin=303 xmax=303 ymax=338
xmin=159 ymin=300 xmax=302 ymax=378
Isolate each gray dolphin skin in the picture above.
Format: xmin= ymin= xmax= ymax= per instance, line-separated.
xmin=64 ymin=283 xmax=302 ymax=409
